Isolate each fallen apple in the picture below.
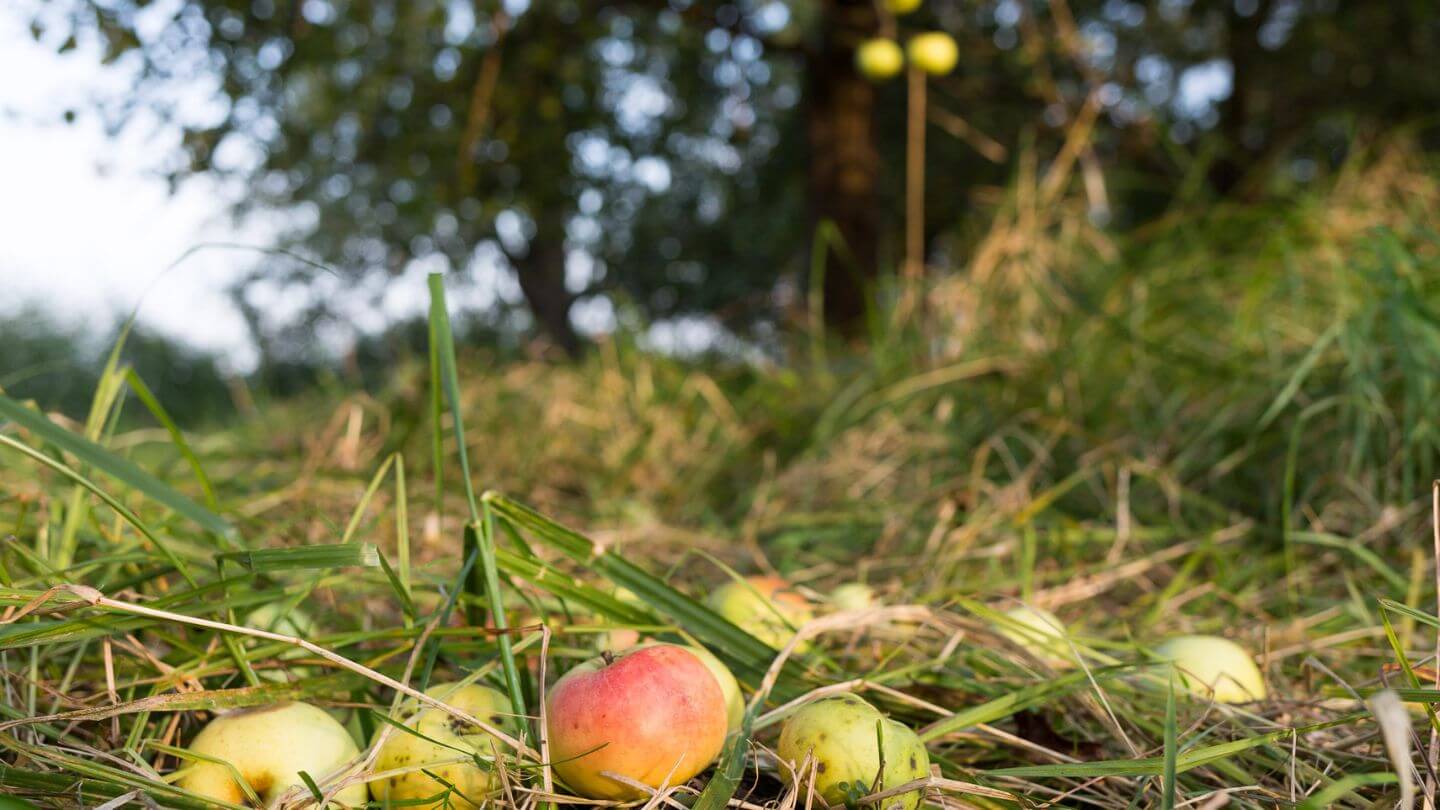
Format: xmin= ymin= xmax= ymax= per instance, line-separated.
xmin=996 ymin=604 xmax=1072 ymax=666
xmin=179 ymin=701 xmax=365 ymax=807
xmin=546 ymin=644 xmax=728 ymax=799
xmin=855 ymin=38 xmax=904 ymax=82
xmin=776 ymin=694 xmax=929 ymax=810
xmin=670 ymin=642 xmax=746 ymax=732
xmin=829 ymin=582 xmax=878 ymax=612
xmin=1155 ymin=635 xmax=1267 ymax=703
xmin=907 ymin=32 xmax=959 ymax=76
xmin=371 ymin=682 xmax=515 ymax=808
xmin=706 ymin=576 xmax=814 ymax=649
xmin=245 ymin=603 xmax=316 ymax=681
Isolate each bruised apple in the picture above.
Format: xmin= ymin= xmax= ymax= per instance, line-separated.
xmin=546 ymin=644 xmax=728 ymax=799
xmin=179 ymin=702 xmax=365 ymax=807
xmin=372 ymin=682 xmax=515 ymax=808
xmin=706 ymin=576 xmax=814 ymax=649
xmin=776 ymin=694 xmax=929 ymax=810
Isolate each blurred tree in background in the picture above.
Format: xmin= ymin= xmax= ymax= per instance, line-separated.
xmin=26 ymin=0 xmax=1440 ymax=364
xmin=0 ymin=309 xmax=234 ymax=426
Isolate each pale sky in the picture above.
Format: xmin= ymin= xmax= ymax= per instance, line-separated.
xmin=0 ymin=4 xmax=269 ymax=370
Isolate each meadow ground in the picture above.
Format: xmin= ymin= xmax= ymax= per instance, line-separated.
xmin=2 ymin=141 xmax=1440 ymax=808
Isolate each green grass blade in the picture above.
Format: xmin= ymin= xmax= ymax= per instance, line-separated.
xmin=123 ymin=368 xmax=221 ymax=514
xmin=1161 ymin=671 xmax=1178 ymax=810
xmin=0 ymin=434 xmax=197 ymax=586
xmin=0 ymin=394 xmax=234 ymax=539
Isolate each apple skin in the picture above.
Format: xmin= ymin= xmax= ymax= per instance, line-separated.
xmin=997 ymin=605 xmax=1072 ymax=666
xmin=1155 ymin=636 xmax=1267 ymax=703
xmin=179 ymin=702 xmax=366 ymax=807
xmin=884 ymin=0 xmax=924 ymax=14
xmin=907 ymin=32 xmax=959 ymax=76
xmin=372 ymin=682 xmax=514 ymax=808
xmin=776 ymin=694 xmax=929 ymax=810
xmin=615 ymin=641 xmax=747 ymax=732
xmin=706 ymin=576 xmax=815 ymax=650
xmin=674 ymin=643 xmax=746 ymax=732
xmin=829 ymin=583 xmax=878 ymax=612
xmin=245 ymin=604 xmax=316 ymax=681
xmin=546 ymin=644 xmax=728 ymax=799
xmin=855 ymin=39 xmax=904 ymax=82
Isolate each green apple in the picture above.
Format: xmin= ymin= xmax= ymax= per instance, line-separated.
xmin=705 ymin=576 xmax=814 ymax=650
xmin=179 ymin=702 xmax=366 ymax=806
xmin=1155 ymin=635 xmax=1267 ymax=704
xmin=830 ymin=583 xmax=878 ymax=612
xmin=855 ymin=38 xmax=904 ymax=82
xmin=371 ymin=682 xmax=516 ymax=808
xmin=244 ymin=603 xmax=317 ymax=681
xmin=776 ymin=694 xmax=929 ymax=810
xmin=907 ymin=32 xmax=958 ymax=76
xmin=996 ymin=604 xmax=1072 ymax=666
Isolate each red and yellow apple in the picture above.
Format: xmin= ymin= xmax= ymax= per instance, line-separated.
xmin=706 ymin=576 xmax=814 ymax=649
xmin=546 ymin=644 xmax=728 ymax=799
xmin=179 ymin=702 xmax=366 ymax=807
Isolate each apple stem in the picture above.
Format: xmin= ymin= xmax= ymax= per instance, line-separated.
xmin=601 ymin=650 xmax=615 ymax=666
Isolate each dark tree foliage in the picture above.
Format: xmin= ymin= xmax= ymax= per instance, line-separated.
xmin=27 ymin=0 xmax=1440 ymax=358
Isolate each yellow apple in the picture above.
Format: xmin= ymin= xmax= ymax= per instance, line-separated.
xmin=371 ymin=682 xmax=515 ymax=808
xmin=179 ymin=702 xmax=365 ymax=806
xmin=830 ymin=583 xmax=878 ymax=612
xmin=546 ymin=644 xmax=728 ymax=799
xmin=776 ymin=694 xmax=929 ymax=810
xmin=855 ymin=39 xmax=904 ymax=82
xmin=996 ymin=604 xmax=1073 ymax=666
xmin=1155 ymin=635 xmax=1267 ymax=704
xmin=907 ymin=32 xmax=958 ymax=76
xmin=884 ymin=0 xmax=924 ymax=14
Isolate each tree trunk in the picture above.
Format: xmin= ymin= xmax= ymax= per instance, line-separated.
xmin=805 ymin=0 xmax=881 ymax=335
xmin=513 ymin=214 xmax=582 ymax=358
xmin=1209 ymin=0 xmax=1270 ymax=198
